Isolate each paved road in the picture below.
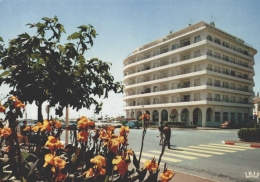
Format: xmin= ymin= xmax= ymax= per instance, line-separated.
xmin=127 ymin=129 xmax=260 ymax=182
xmin=60 ymin=129 xmax=260 ymax=182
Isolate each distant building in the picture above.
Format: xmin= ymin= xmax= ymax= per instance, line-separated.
xmin=123 ymin=21 xmax=257 ymax=127
xmin=253 ymin=92 xmax=260 ymax=123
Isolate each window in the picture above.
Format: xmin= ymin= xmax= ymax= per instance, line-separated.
xmin=194 ymin=78 xmax=200 ymax=86
xmin=194 ymin=64 xmax=200 ymax=72
xmin=215 ymin=80 xmax=220 ymax=87
xmin=231 ymin=70 xmax=236 ymax=76
xmin=215 ymin=94 xmax=220 ymax=101
xmin=230 ymin=112 xmax=235 ymax=122
xmin=194 ymin=50 xmax=201 ymax=58
xmin=215 ymin=66 xmax=220 ymax=73
xmin=182 ymin=54 xmax=190 ymax=61
xmin=214 ymin=38 xmax=221 ymax=44
xmin=215 ymin=112 xmax=220 ymax=122
xmin=194 ymin=93 xmax=200 ymax=101
xmin=207 ymin=93 xmax=212 ymax=100
xmin=243 ymin=98 xmax=248 ymax=104
xmin=207 ymin=78 xmax=212 ymax=85
xmin=244 ymin=113 xmax=248 ymax=122
xmin=230 ymin=83 xmax=235 ymax=89
xmin=231 ymin=96 xmax=235 ymax=103
xmin=171 ymin=57 xmax=177 ymax=63
xmin=172 ymin=44 xmax=179 ymax=50
xmin=207 ymin=64 xmax=212 ymax=71
xmin=207 ymin=49 xmax=212 ymax=56
xmin=223 ymin=112 xmax=228 ymax=121
xmin=194 ymin=35 xmax=201 ymax=43
xmin=237 ymin=113 xmax=242 ymax=122
xmin=182 ymin=40 xmax=190 ymax=47
xmin=207 ymin=35 xmax=212 ymax=41
xmin=215 ymin=52 xmax=220 ymax=59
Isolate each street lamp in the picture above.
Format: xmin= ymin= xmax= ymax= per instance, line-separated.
xmin=142 ymin=105 xmax=144 ymax=128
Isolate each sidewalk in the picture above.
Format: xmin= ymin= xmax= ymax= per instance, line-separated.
xmin=222 ymin=140 xmax=260 ymax=148
xmin=129 ymin=161 xmax=217 ymax=182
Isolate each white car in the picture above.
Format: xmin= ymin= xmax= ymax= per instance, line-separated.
xmin=94 ymin=120 xmax=109 ymax=128
xmin=111 ymin=121 xmax=122 ymax=128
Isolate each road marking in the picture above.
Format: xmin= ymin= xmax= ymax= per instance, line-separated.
xmin=188 ymin=146 xmax=236 ymax=153
xmin=177 ymin=147 xmax=225 ymax=155
xmin=199 ymin=144 xmax=246 ymax=151
xmin=165 ymin=149 xmax=212 ymax=157
xmin=135 ymin=152 xmax=182 ymax=163
xmin=212 ymin=143 xmax=255 ymax=149
xmin=150 ymin=150 xmax=197 ymax=160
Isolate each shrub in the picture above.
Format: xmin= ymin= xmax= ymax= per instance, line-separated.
xmin=237 ymin=128 xmax=260 ymax=142
xmin=254 ymin=123 xmax=260 ymax=128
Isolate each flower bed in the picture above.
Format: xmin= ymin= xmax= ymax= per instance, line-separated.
xmin=0 ymin=97 xmax=174 ymax=182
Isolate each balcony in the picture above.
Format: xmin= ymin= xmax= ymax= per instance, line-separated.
xmin=206 ymin=36 xmax=253 ymax=58
xmin=124 ymin=98 xmax=252 ymax=107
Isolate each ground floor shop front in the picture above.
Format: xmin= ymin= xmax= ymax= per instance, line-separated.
xmin=126 ymin=105 xmax=253 ymax=127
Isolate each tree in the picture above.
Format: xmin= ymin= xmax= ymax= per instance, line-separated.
xmin=0 ymin=16 xmax=123 ymax=121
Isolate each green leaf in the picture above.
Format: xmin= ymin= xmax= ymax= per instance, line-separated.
xmin=42 ymin=17 xmax=52 ymax=22
xmin=0 ymin=37 xmax=3 ymax=42
xmin=57 ymin=45 xmax=65 ymax=53
xmin=0 ymin=70 xmax=9 ymax=77
xmin=67 ymin=32 xmax=81 ymax=40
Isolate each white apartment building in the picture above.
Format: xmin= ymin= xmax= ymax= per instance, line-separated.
xmin=122 ymin=21 xmax=257 ymax=127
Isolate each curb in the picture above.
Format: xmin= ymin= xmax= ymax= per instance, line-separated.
xmin=222 ymin=140 xmax=260 ymax=148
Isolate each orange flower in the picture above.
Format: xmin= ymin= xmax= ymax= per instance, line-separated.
xmin=45 ymin=136 xmax=64 ymax=150
xmin=55 ymin=121 xmax=62 ymax=128
xmin=53 ymin=156 xmax=66 ymax=169
xmin=9 ymin=96 xmax=18 ymax=101
xmin=23 ymin=126 xmax=31 ymax=131
xmin=85 ymin=168 xmax=94 ymax=178
xmin=14 ymin=100 xmax=25 ymax=109
xmin=144 ymin=158 xmax=158 ymax=172
xmin=56 ymin=171 xmax=67 ymax=181
xmin=77 ymin=116 xmax=95 ymax=129
xmin=43 ymin=153 xmax=55 ymax=167
xmin=0 ymin=127 xmax=12 ymax=138
xmin=140 ymin=113 xmax=150 ymax=120
xmin=31 ymin=122 xmax=47 ymax=132
xmin=160 ymin=169 xmax=175 ymax=182
xmin=43 ymin=120 xmax=52 ymax=132
xmin=90 ymin=155 xmax=106 ymax=168
xmin=77 ymin=131 xmax=89 ymax=142
xmin=0 ymin=102 xmax=6 ymax=112
xmin=112 ymin=156 xmax=129 ymax=175
xmin=119 ymin=126 xmax=129 ymax=136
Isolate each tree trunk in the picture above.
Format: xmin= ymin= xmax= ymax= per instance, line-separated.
xmin=37 ymin=101 xmax=43 ymax=122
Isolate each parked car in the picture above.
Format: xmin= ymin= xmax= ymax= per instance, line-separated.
xmin=124 ymin=120 xmax=140 ymax=129
xmin=220 ymin=121 xmax=239 ymax=129
xmin=110 ymin=121 xmax=122 ymax=128
xmin=239 ymin=121 xmax=255 ymax=128
xmin=95 ymin=120 xmax=109 ymax=128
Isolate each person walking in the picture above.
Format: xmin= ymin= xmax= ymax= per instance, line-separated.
xmin=20 ymin=120 xmax=29 ymax=146
xmin=163 ymin=123 xmax=171 ymax=149
xmin=158 ymin=121 xmax=164 ymax=145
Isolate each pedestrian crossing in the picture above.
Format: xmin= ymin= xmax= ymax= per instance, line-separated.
xmin=134 ymin=143 xmax=255 ymax=165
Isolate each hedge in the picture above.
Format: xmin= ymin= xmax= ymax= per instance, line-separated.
xmin=237 ymin=128 xmax=260 ymax=142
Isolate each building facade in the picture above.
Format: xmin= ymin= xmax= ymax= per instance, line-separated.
xmin=122 ymin=21 xmax=257 ymax=127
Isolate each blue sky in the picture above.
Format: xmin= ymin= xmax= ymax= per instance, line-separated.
xmin=0 ymin=0 xmax=260 ymax=120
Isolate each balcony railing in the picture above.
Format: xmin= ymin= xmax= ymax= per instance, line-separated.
xmin=206 ymin=36 xmax=253 ymax=57
xmin=124 ymin=81 xmax=253 ymax=98
xmin=124 ymin=98 xmax=252 ymax=107
xmin=124 ymin=51 xmax=253 ymax=78
xmin=124 ymin=36 xmax=254 ymax=68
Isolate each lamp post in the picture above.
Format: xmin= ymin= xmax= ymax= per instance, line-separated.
xmin=142 ymin=105 xmax=144 ymax=128
xmin=65 ymin=106 xmax=69 ymax=144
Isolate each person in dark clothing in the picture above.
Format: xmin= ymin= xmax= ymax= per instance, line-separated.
xmin=20 ymin=120 xmax=29 ymax=145
xmin=163 ymin=123 xmax=171 ymax=149
xmin=158 ymin=121 xmax=164 ymax=145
